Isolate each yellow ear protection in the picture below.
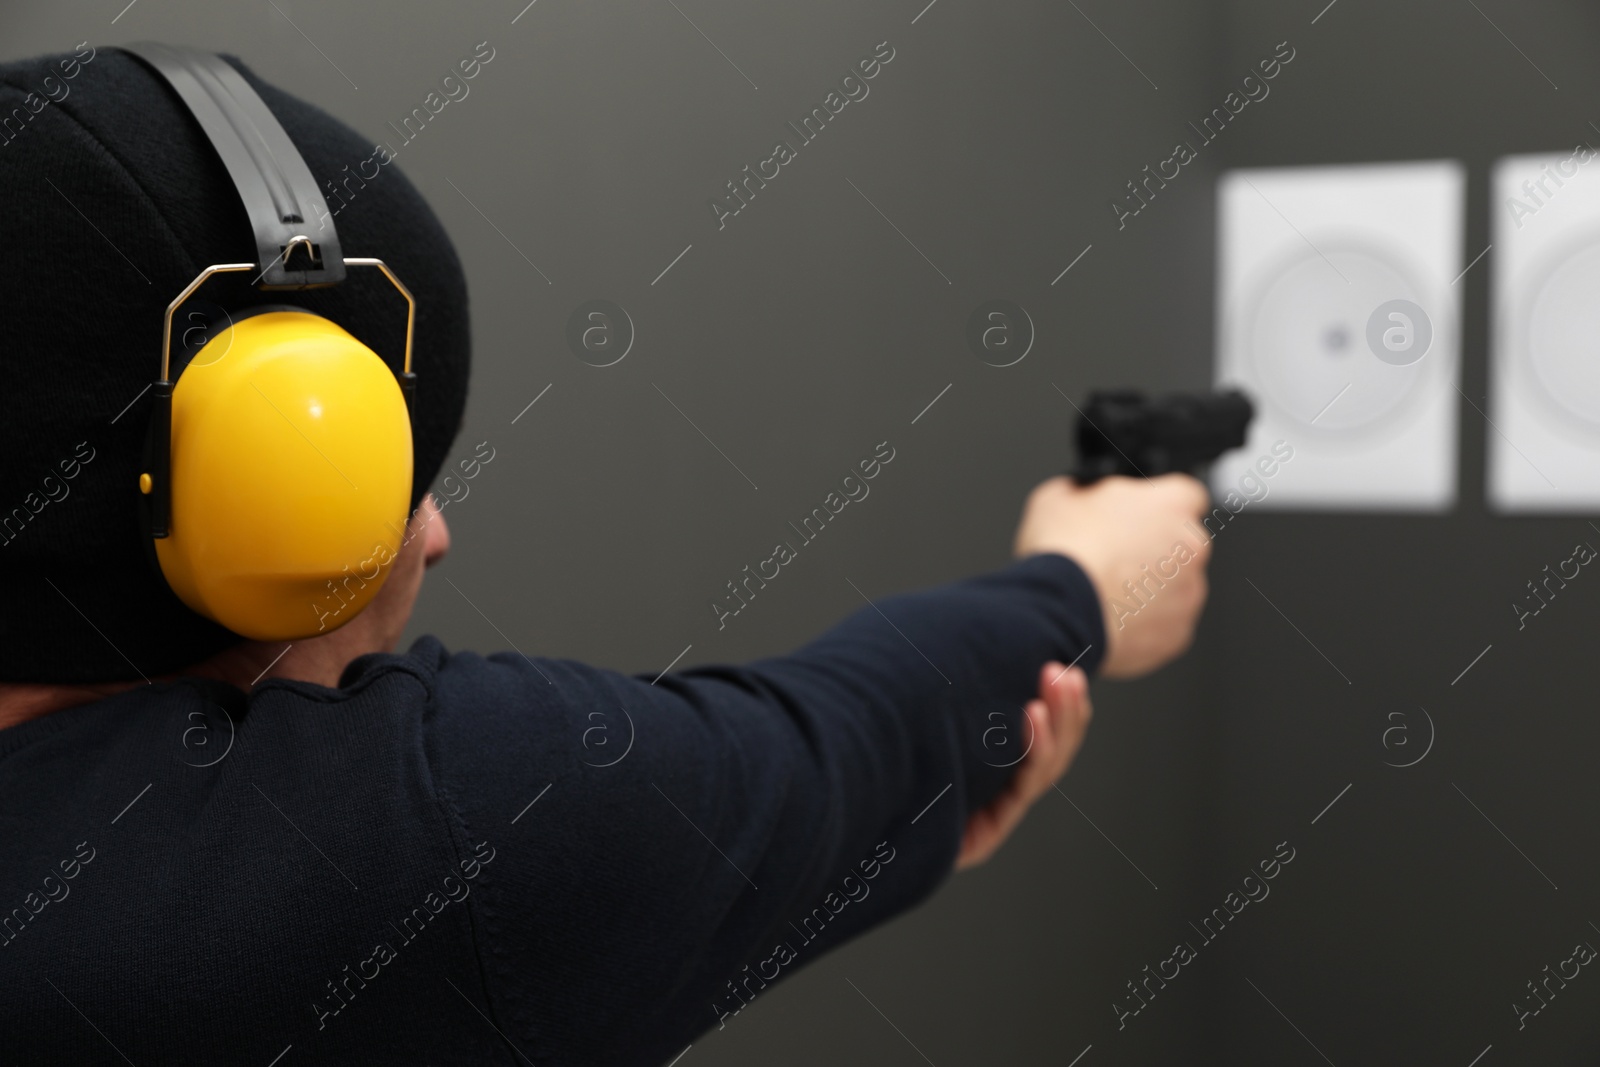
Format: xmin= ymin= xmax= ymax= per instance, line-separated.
xmin=124 ymin=43 xmax=417 ymax=641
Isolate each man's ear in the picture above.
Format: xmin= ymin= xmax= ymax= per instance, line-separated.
xmin=420 ymin=495 xmax=451 ymax=567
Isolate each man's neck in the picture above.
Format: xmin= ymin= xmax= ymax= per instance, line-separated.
xmin=0 ymin=680 xmax=146 ymax=732
xmin=0 ymin=638 xmax=353 ymax=733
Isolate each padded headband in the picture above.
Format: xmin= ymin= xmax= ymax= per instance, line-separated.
xmin=119 ymin=41 xmax=345 ymax=289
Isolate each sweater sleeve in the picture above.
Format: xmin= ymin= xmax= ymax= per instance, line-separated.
xmin=418 ymin=552 xmax=1104 ymax=1067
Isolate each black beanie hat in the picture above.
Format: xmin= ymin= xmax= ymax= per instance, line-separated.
xmin=0 ymin=45 xmax=471 ymax=684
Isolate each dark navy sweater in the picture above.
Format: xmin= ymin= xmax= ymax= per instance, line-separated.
xmin=0 ymin=553 xmax=1103 ymax=1066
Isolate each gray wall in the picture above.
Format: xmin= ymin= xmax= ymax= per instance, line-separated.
xmin=6 ymin=0 xmax=1596 ymax=1062
xmin=1202 ymin=1 xmax=1600 ymax=1063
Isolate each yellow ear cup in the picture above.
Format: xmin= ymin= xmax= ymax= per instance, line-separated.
xmin=154 ymin=310 xmax=414 ymax=640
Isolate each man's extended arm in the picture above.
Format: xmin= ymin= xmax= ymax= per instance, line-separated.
xmin=415 ymin=473 xmax=1211 ymax=1065
xmin=420 ymin=554 xmax=1098 ymax=1064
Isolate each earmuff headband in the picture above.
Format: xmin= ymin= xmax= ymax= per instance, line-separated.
xmin=121 ymin=42 xmax=345 ymax=288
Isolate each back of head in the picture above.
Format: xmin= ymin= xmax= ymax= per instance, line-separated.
xmin=0 ymin=45 xmax=471 ymax=683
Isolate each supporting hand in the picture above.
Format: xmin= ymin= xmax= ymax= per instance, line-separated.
xmin=957 ymin=661 xmax=1092 ymax=870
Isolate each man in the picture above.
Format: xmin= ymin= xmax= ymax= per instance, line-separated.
xmin=0 ymin=46 xmax=1212 ymax=1065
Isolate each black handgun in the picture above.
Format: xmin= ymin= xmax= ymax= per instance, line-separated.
xmin=1071 ymin=389 xmax=1255 ymax=483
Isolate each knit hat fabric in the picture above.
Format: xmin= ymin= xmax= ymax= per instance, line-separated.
xmin=0 ymin=45 xmax=471 ymax=683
